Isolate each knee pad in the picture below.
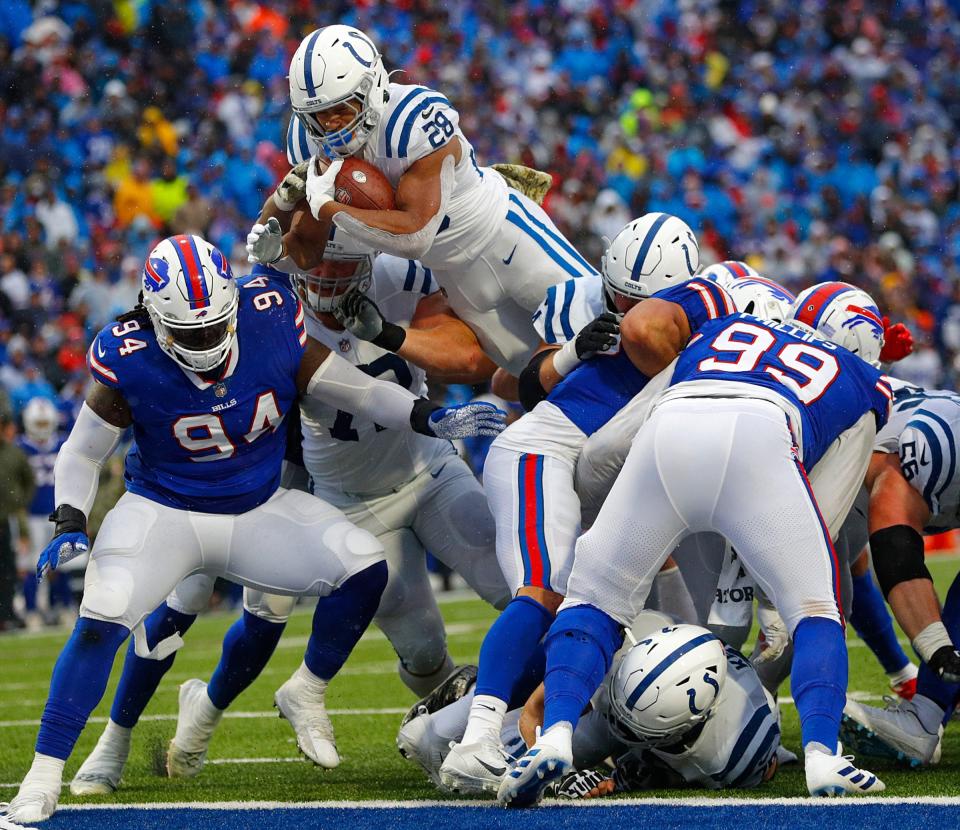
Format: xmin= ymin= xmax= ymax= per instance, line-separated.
xmin=81 ymin=559 xmax=135 ymax=624
xmin=243 ymin=589 xmax=296 ymax=624
xmin=167 ymin=573 xmax=216 ymax=616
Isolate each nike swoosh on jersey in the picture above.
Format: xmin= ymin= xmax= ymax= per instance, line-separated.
xmin=476 ymin=757 xmax=507 ymax=776
xmin=421 ymin=106 xmax=435 ymax=120
xmin=502 ymin=244 xmax=518 ymax=266
xmin=430 ymin=464 xmax=447 ymax=479
xmin=97 ymin=342 xmax=107 ymax=359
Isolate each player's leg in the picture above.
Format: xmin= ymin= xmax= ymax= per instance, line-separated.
xmin=223 ymin=488 xmax=387 ymax=768
xmin=442 ymin=447 xmax=578 ymax=794
xmin=5 ymin=493 xmax=203 ymax=823
xmin=167 ymin=588 xmax=294 ymax=778
xmin=706 ymin=401 xmax=882 ymax=795
xmin=71 ymin=573 xmax=216 ymax=795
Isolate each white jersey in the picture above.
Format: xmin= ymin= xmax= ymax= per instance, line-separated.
xmin=287 ymin=83 xmax=507 ymax=270
xmin=874 ymin=382 xmax=960 ymax=532
xmin=575 ymin=646 xmax=779 ymax=790
xmin=299 ymin=254 xmax=449 ymax=497
xmin=532 ymin=274 xmax=605 ymax=345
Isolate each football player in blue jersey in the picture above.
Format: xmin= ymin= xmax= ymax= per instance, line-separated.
xmin=499 ymin=281 xmax=893 ymax=805
xmin=439 ymin=214 xmax=722 ymax=794
xmin=16 ymin=397 xmax=71 ymax=627
xmin=0 ymin=234 xmax=504 ymax=825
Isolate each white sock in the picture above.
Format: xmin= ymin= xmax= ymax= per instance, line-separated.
xmin=887 ymin=662 xmax=918 ymax=687
xmin=461 ymin=694 xmax=507 ymax=745
xmin=911 ymin=694 xmax=947 ymax=733
xmin=102 ymin=719 xmax=133 ymax=747
xmin=653 ymin=565 xmax=697 ymax=622
xmin=431 ymin=691 xmax=474 ymax=743
xmin=294 ymin=662 xmax=329 ymax=696
xmin=24 ymin=753 xmax=65 ymax=788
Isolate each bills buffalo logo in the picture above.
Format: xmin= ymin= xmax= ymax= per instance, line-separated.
xmin=143 ymin=257 xmax=170 ymax=291
xmin=210 ymin=247 xmax=233 ymax=281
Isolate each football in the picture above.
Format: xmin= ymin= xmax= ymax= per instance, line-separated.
xmin=333 ymin=157 xmax=396 ymax=211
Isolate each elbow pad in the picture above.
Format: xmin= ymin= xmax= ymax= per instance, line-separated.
xmin=870 ymin=525 xmax=930 ymax=598
xmin=518 ymin=349 xmax=554 ymax=412
xmin=331 ymin=155 xmax=455 ymax=260
xmin=54 ymin=403 xmax=124 ymax=517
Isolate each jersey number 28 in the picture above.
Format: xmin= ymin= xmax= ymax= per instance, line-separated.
xmin=698 ymin=321 xmax=839 ymax=404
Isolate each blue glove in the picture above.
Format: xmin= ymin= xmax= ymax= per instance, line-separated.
xmin=427 ymin=401 xmax=506 ymax=440
xmin=37 ymin=532 xmax=89 ymax=581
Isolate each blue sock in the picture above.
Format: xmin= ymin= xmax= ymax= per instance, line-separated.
xmin=36 ymin=617 xmax=129 ymax=759
xmin=304 ymin=561 xmax=388 ymax=680
xmin=791 ymin=616 xmax=847 ymax=751
xmin=110 ymin=603 xmax=198 ymax=728
xmin=918 ymin=571 xmax=960 ymax=714
xmin=507 ymin=642 xmax=547 ymax=710
xmin=849 ymin=570 xmax=910 ymax=675
xmin=22 ymin=574 xmax=37 ymax=613
xmin=474 ymin=596 xmax=554 ymax=704
xmin=207 ymin=610 xmax=286 ymax=710
xmin=542 ymin=605 xmax=623 ymax=732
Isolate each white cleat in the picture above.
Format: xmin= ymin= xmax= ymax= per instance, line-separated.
xmin=497 ymin=725 xmax=572 ymax=808
xmin=274 ymin=674 xmax=339 ymax=769
xmin=804 ymin=749 xmax=885 ymax=796
xmin=166 ymin=679 xmax=223 ymax=778
xmin=396 ymin=712 xmax=448 ymax=787
xmin=841 ymin=696 xmax=943 ymax=768
xmin=439 ymin=738 xmax=512 ymax=795
xmin=0 ymin=784 xmax=59 ymax=825
xmin=70 ymin=723 xmax=132 ymax=795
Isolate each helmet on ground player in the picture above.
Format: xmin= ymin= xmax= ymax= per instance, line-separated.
xmin=725 ymin=275 xmax=796 ymax=324
xmin=700 ymin=260 xmax=761 ymax=288
xmin=607 ymin=624 xmax=727 ymax=748
xmin=289 ymin=25 xmax=389 ymax=159
xmin=601 ymin=213 xmax=700 ymax=304
xmin=787 ymin=282 xmax=885 ymax=366
xmin=23 ymin=397 xmax=59 ymax=442
xmin=286 ymin=226 xmax=377 ymax=315
xmin=141 ymin=235 xmax=238 ymax=373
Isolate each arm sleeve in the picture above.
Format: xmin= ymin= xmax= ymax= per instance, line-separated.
xmin=54 ymin=403 xmax=125 ymax=517
xmin=306 ymin=351 xmax=418 ymax=431
xmin=806 ymin=411 xmax=877 ymax=539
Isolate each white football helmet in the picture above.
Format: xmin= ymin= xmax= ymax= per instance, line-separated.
xmin=700 ymin=260 xmax=761 ymax=288
xmin=22 ymin=397 xmax=58 ymax=442
xmin=787 ymin=282 xmax=885 ymax=366
xmin=607 ymin=624 xmax=727 ymax=748
xmin=285 ymin=226 xmax=377 ymax=315
xmin=289 ymin=25 xmax=389 ymax=158
xmin=725 ymin=276 xmax=796 ymax=323
xmin=601 ymin=213 xmax=700 ymax=303
xmin=141 ymin=235 xmax=238 ymax=373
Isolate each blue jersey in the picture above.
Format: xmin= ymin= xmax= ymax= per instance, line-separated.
xmin=87 ymin=272 xmax=307 ymax=514
xmin=16 ymin=435 xmax=63 ymax=516
xmin=671 ymin=314 xmax=892 ymax=468
xmin=548 ymin=278 xmax=735 ymax=435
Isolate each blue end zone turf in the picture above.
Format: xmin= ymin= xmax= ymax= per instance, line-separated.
xmin=47 ymin=802 xmax=960 ymax=830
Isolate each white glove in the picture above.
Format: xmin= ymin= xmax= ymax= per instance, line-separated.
xmin=754 ymin=592 xmax=789 ymax=665
xmin=305 ymin=157 xmax=343 ymax=219
xmin=246 ymin=217 xmax=284 ymax=264
xmin=272 ymin=161 xmax=310 ymax=211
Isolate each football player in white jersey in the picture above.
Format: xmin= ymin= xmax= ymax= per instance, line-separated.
xmin=69 ymin=234 xmax=512 ymax=794
xmin=840 ymin=382 xmax=960 ymax=767
xmin=247 ymin=24 xmax=598 ymax=377
xmin=438 ymin=214 xmax=707 ymax=795
xmin=398 ymin=616 xmax=785 ymax=794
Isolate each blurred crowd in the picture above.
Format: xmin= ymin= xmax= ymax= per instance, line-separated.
xmin=1 ymin=0 xmax=960 ymax=462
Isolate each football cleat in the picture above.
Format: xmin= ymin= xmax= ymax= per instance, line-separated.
xmin=497 ymin=725 xmax=573 ymax=808
xmin=396 ymin=711 xmax=447 ymax=787
xmin=841 ymin=697 xmax=942 ymax=768
xmin=439 ymin=738 xmax=512 ymax=795
xmin=70 ymin=724 xmax=132 ymax=795
xmin=399 ymin=664 xmax=478 ymax=729
xmin=1 ymin=779 xmax=59 ymax=825
xmin=804 ymin=749 xmax=885 ymax=796
xmin=166 ymin=679 xmax=223 ymax=778
xmin=274 ymin=674 xmax=339 ymax=769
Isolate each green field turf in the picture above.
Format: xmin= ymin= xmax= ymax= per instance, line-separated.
xmin=1 ymin=558 xmax=958 ymax=804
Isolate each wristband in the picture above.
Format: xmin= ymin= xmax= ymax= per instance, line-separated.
xmin=49 ymin=503 xmax=87 ymax=536
xmin=272 ymin=192 xmax=298 ymax=212
xmin=409 ymin=397 xmax=441 ymax=436
xmin=551 ymin=339 xmax=580 ymax=378
xmin=913 ymin=621 xmax=953 ymax=664
xmin=371 ymin=321 xmax=407 ymax=353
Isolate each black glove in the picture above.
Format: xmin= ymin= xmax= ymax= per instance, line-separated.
xmin=554 ymin=768 xmax=611 ymax=799
xmin=928 ymin=645 xmax=960 ymax=683
xmin=574 ymin=311 xmax=621 ymax=359
xmin=334 ymin=289 xmax=406 ymax=352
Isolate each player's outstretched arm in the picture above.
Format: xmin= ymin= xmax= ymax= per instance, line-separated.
xmin=38 ymin=383 xmax=129 ymax=581
xmin=334 ymin=289 xmax=497 ymax=383
xmin=865 ymin=451 xmax=960 ymax=680
xmin=296 ymin=337 xmax=505 ymax=440
xmin=620 ymin=299 xmax=691 ymax=377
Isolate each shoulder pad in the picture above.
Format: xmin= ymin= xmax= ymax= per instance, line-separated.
xmin=87 ymin=319 xmax=153 ymax=389
xmin=899 ymin=410 xmax=958 ymax=514
xmin=534 ymin=275 xmax=605 ymax=344
xmin=383 ymin=84 xmax=456 ymax=161
xmin=286 ymin=116 xmax=318 ymax=166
